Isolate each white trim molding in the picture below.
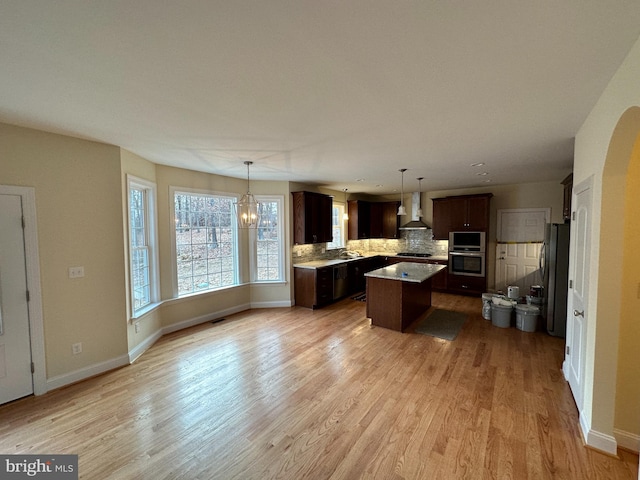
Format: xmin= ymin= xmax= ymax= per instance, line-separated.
xmin=0 ymin=185 xmax=47 ymax=396
xmin=46 ymin=355 xmax=130 ymax=392
xmin=614 ymin=428 xmax=640 ymax=454
xmin=580 ymin=412 xmax=618 ymax=455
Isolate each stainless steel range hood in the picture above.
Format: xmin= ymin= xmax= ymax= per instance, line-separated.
xmin=399 ymin=192 xmax=430 ymax=230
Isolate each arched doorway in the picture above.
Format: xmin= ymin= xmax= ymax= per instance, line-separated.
xmin=595 ymin=106 xmax=640 ymax=453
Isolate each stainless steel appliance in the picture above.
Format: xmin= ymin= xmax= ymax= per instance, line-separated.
xmin=449 ymin=251 xmax=485 ymax=277
xmin=541 ymin=223 xmax=570 ymax=337
xmin=333 ymin=264 xmax=348 ymax=300
xmin=449 ymin=231 xmax=486 ymax=277
xmin=449 ymin=231 xmax=486 ymax=252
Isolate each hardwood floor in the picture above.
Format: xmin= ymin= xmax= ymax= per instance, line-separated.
xmin=1 ymin=293 xmax=637 ymax=479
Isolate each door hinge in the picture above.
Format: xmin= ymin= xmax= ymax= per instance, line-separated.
xmin=22 ymin=216 xmax=26 ymax=229
xmin=31 ymin=362 xmax=35 ymax=374
xmin=566 ymin=346 xmax=570 ymax=355
xmin=569 ymin=280 xmax=573 ymax=289
xmin=26 ymin=290 xmax=30 ymax=302
xmin=572 ymin=211 xmax=576 ymax=221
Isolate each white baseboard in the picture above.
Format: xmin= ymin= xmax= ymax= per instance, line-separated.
xmin=615 ymin=428 xmax=640 ymax=453
xmin=580 ymin=412 xmax=618 ymax=455
xmin=161 ymin=303 xmax=251 ymax=335
xmin=128 ymin=329 xmax=163 ymax=363
xmin=46 ymin=354 xmax=130 ymax=392
xmin=250 ymin=300 xmax=294 ymax=308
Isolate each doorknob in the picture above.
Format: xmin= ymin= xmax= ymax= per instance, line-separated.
xmin=573 ymin=309 xmax=584 ymax=317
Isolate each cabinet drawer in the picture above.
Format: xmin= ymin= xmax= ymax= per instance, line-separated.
xmin=447 ymin=274 xmax=485 ymax=295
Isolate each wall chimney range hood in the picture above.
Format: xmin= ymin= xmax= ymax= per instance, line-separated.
xmin=399 ymin=192 xmax=431 ymax=230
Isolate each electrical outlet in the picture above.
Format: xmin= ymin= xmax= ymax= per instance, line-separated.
xmin=134 ymin=322 xmax=140 ymax=333
xmin=69 ymin=266 xmax=85 ymax=278
xmin=72 ymin=342 xmax=82 ymax=355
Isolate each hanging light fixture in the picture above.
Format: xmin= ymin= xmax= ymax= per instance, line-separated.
xmin=343 ymin=188 xmax=349 ymax=220
xmin=235 ymin=161 xmax=260 ymax=228
xmin=416 ymin=177 xmax=424 ymax=218
xmin=397 ymin=168 xmax=407 ymax=215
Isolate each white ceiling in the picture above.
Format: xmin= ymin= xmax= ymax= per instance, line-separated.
xmin=2 ymin=1 xmax=640 ymax=194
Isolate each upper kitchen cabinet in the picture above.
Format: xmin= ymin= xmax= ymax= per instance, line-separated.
xmin=348 ymin=200 xmax=371 ymax=240
xmin=350 ymin=200 xmax=400 ymax=239
xmin=432 ymin=193 xmax=492 ymax=239
xmin=381 ymin=201 xmax=401 ymax=238
xmin=292 ymin=191 xmax=333 ymax=244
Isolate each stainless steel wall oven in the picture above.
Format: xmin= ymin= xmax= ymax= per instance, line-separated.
xmin=448 ymin=251 xmax=485 ymax=277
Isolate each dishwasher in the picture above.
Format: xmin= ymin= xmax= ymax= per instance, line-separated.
xmin=333 ymin=264 xmax=349 ymax=300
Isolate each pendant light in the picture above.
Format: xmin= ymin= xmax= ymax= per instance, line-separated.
xmin=235 ymin=161 xmax=260 ymax=228
xmin=343 ymin=188 xmax=349 ymax=220
xmin=416 ymin=177 xmax=424 ymax=218
xmin=397 ymin=168 xmax=407 ymax=216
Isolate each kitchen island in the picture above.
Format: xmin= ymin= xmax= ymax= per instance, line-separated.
xmin=364 ymin=262 xmax=446 ymax=332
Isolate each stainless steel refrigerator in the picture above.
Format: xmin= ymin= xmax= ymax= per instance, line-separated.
xmin=541 ymin=223 xmax=570 ymax=337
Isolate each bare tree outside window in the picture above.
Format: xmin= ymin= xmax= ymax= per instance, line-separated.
xmin=174 ymin=192 xmax=237 ymax=295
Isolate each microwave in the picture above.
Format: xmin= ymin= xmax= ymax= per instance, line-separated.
xmin=449 ymin=231 xmax=486 ymax=252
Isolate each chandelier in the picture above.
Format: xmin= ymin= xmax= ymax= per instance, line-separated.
xmin=235 ymin=161 xmax=260 ymax=228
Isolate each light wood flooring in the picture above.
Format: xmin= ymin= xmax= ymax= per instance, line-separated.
xmin=1 ymin=293 xmax=637 ymax=479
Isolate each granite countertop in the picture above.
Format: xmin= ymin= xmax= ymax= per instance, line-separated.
xmin=364 ymin=262 xmax=446 ymax=283
xmin=293 ymin=253 xmax=448 ymax=269
xmin=293 ymin=257 xmax=364 ymax=268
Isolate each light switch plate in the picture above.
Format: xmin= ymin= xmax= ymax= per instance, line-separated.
xmin=69 ymin=266 xmax=85 ymax=278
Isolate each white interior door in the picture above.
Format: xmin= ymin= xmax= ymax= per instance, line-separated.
xmin=0 ymin=194 xmax=34 ymax=404
xmin=564 ymin=180 xmax=592 ymax=411
xmin=495 ymin=242 xmax=543 ymax=294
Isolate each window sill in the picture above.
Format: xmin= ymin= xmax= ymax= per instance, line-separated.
xmin=130 ymin=301 xmax=163 ymax=321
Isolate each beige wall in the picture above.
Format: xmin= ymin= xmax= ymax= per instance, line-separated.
xmin=120 ymin=150 xmax=163 ymax=353
xmin=574 ymin=33 xmax=640 ymax=451
xmin=618 ymin=132 xmax=640 ymax=439
xmin=0 ymin=122 xmax=128 ymax=378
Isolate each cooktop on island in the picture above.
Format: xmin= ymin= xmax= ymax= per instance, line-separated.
xmin=396 ymin=252 xmax=432 ymax=258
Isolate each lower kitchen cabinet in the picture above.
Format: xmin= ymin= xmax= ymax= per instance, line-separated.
xmin=446 ymin=274 xmax=486 ymax=296
xmin=348 ymin=257 xmax=383 ymax=294
xmin=294 ymin=267 xmax=334 ymax=309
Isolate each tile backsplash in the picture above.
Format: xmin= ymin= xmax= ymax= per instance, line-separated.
xmin=292 ymin=230 xmax=448 ymax=263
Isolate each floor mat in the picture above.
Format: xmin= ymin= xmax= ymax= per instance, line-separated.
xmin=414 ymin=309 xmax=467 ymax=341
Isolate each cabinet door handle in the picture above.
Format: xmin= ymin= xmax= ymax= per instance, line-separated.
xmin=573 ymin=310 xmax=584 ymax=317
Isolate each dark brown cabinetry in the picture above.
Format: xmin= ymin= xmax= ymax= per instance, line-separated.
xmin=348 ymin=257 xmax=383 ymax=294
xmin=294 ymin=266 xmax=334 ymax=309
xmin=428 ymin=259 xmax=448 ymax=291
xmin=292 ymin=191 xmax=333 ymax=244
xmin=381 ymin=201 xmax=401 ymax=238
xmin=446 ymin=274 xmax=485 ymax=296
xmin=348 ymin=200 xmax=371 ymax=240
xmin=562 ymin=173 xmax=573 ymax=222
xmin=349 ymin=200 xmax=400 ymax=239
xmin=432 ymin=193 xmax=492 ymax=239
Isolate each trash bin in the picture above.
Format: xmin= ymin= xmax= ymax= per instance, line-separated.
xmin=515 ymin=305 xmax=540 ymax=332
xmin=491 ymin=302 xmax=513 ymax=328
xmin=481 ymin=293 xmax=494 ymax=320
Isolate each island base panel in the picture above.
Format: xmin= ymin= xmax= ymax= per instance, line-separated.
xmin=366 ymin=277 xmax=432 ymax=332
